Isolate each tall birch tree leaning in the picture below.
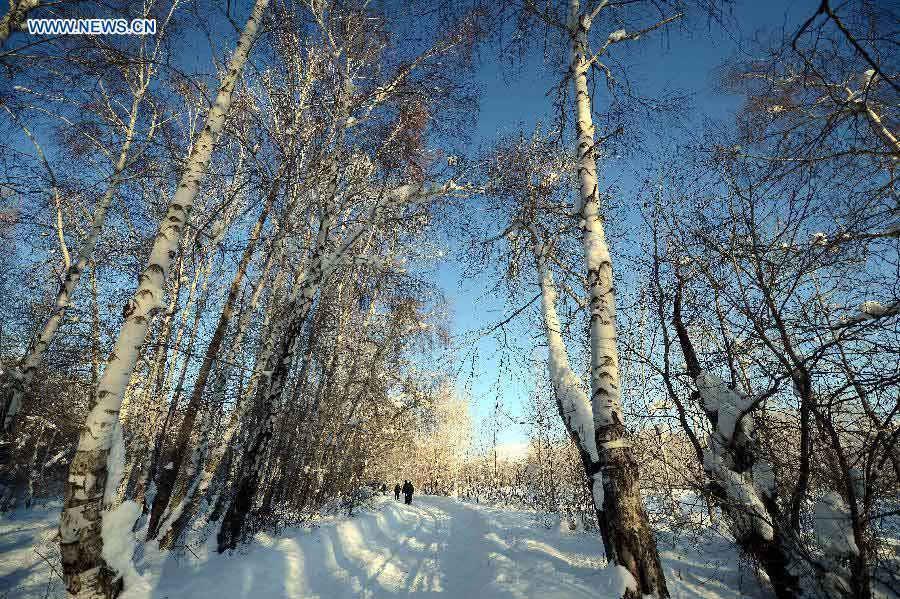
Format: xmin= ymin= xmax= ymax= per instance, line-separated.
xmin=58 ymin=1 xmax=271 ymax=596
xmin=504 ymin=0 xmax=682 ymax=594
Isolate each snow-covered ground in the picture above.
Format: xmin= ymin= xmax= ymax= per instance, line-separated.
xmin=2 ymin=495 xmax=765 ymax=598
xmin=0 ymin=499 xmax=64 ymax=598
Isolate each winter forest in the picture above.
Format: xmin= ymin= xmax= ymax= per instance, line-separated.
xmin=0 ymin=0 xmax=897 ymax=597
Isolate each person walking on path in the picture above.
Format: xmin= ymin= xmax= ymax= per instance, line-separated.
xmin=402 ymin=480 xmax=414 ymax=505
xmin=394 ymin=483 xmax=401 ymax=500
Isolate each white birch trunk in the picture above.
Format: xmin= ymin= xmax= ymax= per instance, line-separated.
xmin=566 ymin=2 xmax=667 ymax=595
xmin=58 ymin=1 xmax=270 ymax=596
xmin=568 ymin=2 xmax=623 ymax=431
xmin=128 ymin=251 xmax=186 ymax=505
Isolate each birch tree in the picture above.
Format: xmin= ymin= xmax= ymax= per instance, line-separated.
xmin=491 ymin=0 xmax=702 ymax=592
xmin=58 ymin=1 xmax=271 ymax=595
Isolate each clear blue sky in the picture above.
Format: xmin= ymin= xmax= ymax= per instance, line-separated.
xmin=430 ymin=0 xmax=821 ymax=451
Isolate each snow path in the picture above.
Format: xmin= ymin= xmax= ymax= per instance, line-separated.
xmin=150 ymin=495 xmax=619 ymax=599
xmin=2 ymin=496 xmax=764 ymax=598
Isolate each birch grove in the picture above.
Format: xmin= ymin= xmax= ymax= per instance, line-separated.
xmin=0 ymin=1 xmax=897 ymax=599
xmin=2 ymin=0 xmax=479 ymax=595
xmin=57 ymin=1 xmax=272 ymax=595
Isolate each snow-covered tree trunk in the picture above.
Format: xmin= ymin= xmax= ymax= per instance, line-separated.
xmin=862 ymin=103 xmax=900 ymax=156
xmin=154 ymin=406 xmax=212 ymax=549
xmin=23 ymin=420 xmax=45 ymax=508
xmin=567 ymin=2 xmax=667 ymax=595
xmin=668 ymin=274 xmax=807 ymax=598
xmin=696 ymin=373 xmax=807 ymax=596
xmin=530 ymin=232 xmax=599 ymax=472
xmin=58 ymin=1 xmax=270 ymax=595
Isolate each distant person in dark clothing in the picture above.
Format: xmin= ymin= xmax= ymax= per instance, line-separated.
xmin=380 ymin=483 xmax=387 ymax=495
xmin=394 ymin=483 xmax=401 ymax=500
xmin=402 ymin=480 xmax=414 ymax=505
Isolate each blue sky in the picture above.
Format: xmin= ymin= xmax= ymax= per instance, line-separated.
xmin=431 ymin=0 xmax=821 ymax=451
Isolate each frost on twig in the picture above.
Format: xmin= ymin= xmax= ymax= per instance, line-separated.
xmin=607 ymin=29 xmax=627 ymax=43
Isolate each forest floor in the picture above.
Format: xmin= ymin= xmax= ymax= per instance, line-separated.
xmin=1 ymin=495 xmax=767 ymax=599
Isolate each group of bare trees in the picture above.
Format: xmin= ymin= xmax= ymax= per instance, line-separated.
xmin=0 ymin=0 xmax=897 ymax=598
xmin=469 ymin=2 xmax=898 ymax=599
xmin=1 ymin=1 xmax=480 ymax=597
xmin=632 ymin=5 xmax=899 ymax=598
